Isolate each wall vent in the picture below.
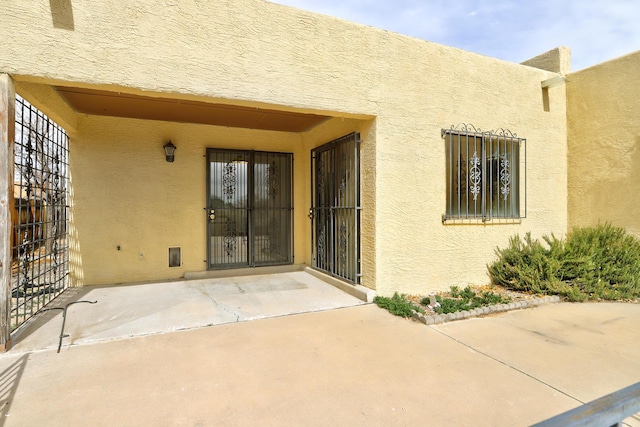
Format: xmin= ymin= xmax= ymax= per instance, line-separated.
xmin=169 ymin=247 xmax=182 ymax=268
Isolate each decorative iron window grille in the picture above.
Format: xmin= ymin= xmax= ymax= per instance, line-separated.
xmin=442 ymin=124 xmax=526 ymax=222
xmin=12 ymin=94 xmax=69 ymax=331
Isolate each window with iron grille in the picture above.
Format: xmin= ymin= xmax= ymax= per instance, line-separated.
xmin=442 ymin=124 xmax=526 ymax=222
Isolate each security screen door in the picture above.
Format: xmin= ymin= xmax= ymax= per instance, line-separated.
xmin=310 ymin=133 xmax=361 ymax=284
xmin=207 ymin=150 xmax=292 ymax=269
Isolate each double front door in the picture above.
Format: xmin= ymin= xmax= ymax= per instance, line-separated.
xmin=207 ymin=150 xmax=293 ymax=269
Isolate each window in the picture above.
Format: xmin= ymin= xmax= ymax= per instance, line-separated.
xmin=443 ymin=124 xmax=526 ymax=222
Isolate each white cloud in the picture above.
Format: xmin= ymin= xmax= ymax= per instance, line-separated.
xmin=269 ymin=0 xmax=640 ymax=70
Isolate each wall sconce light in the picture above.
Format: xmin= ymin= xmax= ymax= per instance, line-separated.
xmin=163 ymin=141 xmax=176 ymax=163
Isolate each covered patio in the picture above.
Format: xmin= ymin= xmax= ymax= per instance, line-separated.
xmin=9 ymin=267 xmax=370 ymax=353
xmin=0 ymin=74 xmax=375 ymax=349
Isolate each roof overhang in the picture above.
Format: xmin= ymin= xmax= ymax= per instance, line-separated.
xmin=54 ymin=86 xmax=330 ymax=132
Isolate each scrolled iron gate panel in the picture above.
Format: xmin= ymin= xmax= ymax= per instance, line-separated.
xmin=311 ymin=133 xmax=361 ymax=284
xmin=12 ymin=95 xmax=69 ymax=331
xmin=207 ymin=150 xmax=292 ymax=269
xmin=252 ymin=152 xmax=293 ymax=266
xmin=208 ymin=150 xmax=250 ymax=268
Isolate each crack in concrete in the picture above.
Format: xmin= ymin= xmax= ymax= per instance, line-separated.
xmin=430 ymin=326 xmax=585 ymax=405
xmin=197 ymin=283 xmax=240 ymax=322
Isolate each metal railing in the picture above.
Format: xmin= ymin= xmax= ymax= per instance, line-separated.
xmin=531 ymin=381 xmax=640 ymax=427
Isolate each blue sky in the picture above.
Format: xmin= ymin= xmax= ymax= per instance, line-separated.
xmin=270 ymin=0 xmax=640 ymax=71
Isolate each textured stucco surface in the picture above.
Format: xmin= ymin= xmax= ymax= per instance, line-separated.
xmin=13 ymin=82 xmax=77 ymax=133
xmin=68 ymin=114 xmax=374 ymax=287
xmin=567 ymin=50 xmax=640 ymax=237
xmin=70 ymin=116 xmax=303 ymax=285
xmin=521 ymin=47 xmax=571 ymax=74
xmin=1 ymin=0 xmax=568 ymax=293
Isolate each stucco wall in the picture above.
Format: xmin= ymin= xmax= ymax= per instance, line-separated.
xmin=521 ymin=47 xmax=571 ymax=74
xmin=567 ymin=51 xmax=640 ymax=237
xmin=70 ymin=115 xmax=309 ymax=286
xmin=1 ymin=0 xmax=568 ymax=293
xmin=373 ymin=59 xmax=567 ymax=295
xmin=69 ymin=114 xmax=374 ymax=287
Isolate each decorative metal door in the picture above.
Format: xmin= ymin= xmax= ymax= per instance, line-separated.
xmin=12 ymin=95 xmax=69 ymax=331
xmin=207 ymin=150 xmax=292 ymax=269
xmin=310 ymin=133 xmax=361 ymax=284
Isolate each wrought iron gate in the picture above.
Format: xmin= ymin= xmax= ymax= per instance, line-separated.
xmin=207 ymin=150 xmax=293 ymax=269
xmin=310 ymin=133 xmax=361 ymax=284
xmin=11 ymin=95 xmax=69 ymax=330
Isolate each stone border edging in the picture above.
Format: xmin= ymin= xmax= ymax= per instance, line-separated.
xmin=412 ymin=295 xmax=561 ymax=325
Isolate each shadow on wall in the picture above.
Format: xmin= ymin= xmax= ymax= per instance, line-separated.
xmin=542 ymin=87 xmax=550 ymax=112
xmin=50 ymin=0 xmax=74 ymax=30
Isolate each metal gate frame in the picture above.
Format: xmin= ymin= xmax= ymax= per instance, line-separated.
xmin=11 ymin=94 xmax=69 ymax=331
xmin=310 ymin=132 xmax=361 ymax=284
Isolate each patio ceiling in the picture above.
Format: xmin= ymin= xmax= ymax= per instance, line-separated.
xmin=54 ymin=86 xmax=330 ymax=132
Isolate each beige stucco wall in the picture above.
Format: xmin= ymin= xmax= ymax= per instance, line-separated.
xmin=1 ymin=0 xmax=568 ymax=293
xmin=567 ymin=51 xmax=640 ymax=237
xmin=70 ymin=115 xmax=305 ymax=285
xmin=69 ymin=114 xmax=374 ymax=287
xmin=374 ymin=61 xmax=568 ymax=295
xmin=521 ymin=47 xmax=571 ymax=74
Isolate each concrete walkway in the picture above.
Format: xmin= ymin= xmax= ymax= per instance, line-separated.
xmin=0 ymin=280 xmax=638 ymax=426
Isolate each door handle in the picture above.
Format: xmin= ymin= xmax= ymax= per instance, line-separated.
xmin=208 ymin=209 xmax=216 ymax=221
xmin=308 ymin=208 xmax=314 ymax=220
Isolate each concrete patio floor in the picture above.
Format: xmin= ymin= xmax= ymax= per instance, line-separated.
xmin=0 ymin=275 xmax=638 ymax=426
xmin=9 ymin=270 xmax=367 ymax=353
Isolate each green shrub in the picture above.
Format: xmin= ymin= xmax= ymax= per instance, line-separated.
xmin=374 ymin=292 xmax=423 ymax=318
xmin=488 ymin=223 xmax=640 ymax=302
xmin=420 ymin=286 xmax=511 ymax=314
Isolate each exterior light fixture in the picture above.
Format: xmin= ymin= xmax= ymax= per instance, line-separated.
xmin=163 ymin=141 xmax=176 ymax=162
